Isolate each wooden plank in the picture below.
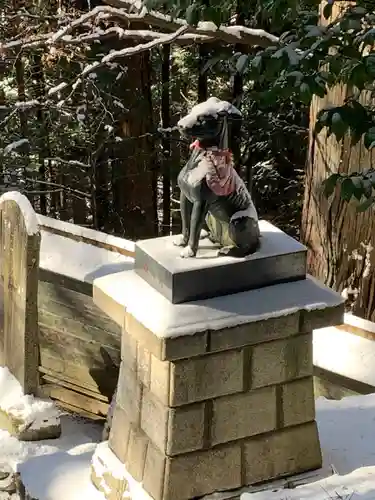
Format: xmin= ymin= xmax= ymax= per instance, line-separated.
xmin=41 ymin=383 xmax=109 ymax=417
xmin=49 ymin=399 xmax=106 ymax=421
xmin=39 ymin=269 xmax=92 ymax=296
xmin=38 ymin=308 xmax=120 ymax=346
xmin=336 ymin=323 xmax=375 ymax=341
xmin=39 ymin=300 xmax=121 ymax=349
xmin=41 ymin=372 xmax=109 ymax=402
xmin=39 ymin=324 xmax=120 ymax=366
xmin=39 ymin=280 xmax=95 ymax=309
xmin=38 ymin=281 xmax=121 ymax=335
xmin=0 ymin=196 xmax=40 ymax=394
xmin=39 ymin=353 xmax=119 ymax=398
xmin=313 ymin=366 xmax=375 ymax=399
xmin=336 ymin=314 xmax=375 ymax=341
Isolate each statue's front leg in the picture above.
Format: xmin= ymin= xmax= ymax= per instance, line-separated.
xmin=180 ymin=201 xmax=208 ymax=258
xmin=173 ymin=193 xmax=192 ymax=247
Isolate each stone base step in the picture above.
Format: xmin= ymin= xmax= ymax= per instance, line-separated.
xmin=90 ymin=442 xmax=334 ymax=500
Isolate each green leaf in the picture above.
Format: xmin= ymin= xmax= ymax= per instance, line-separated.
xmin=362 ymin=178 xmax=373 ymax=198
xmin=364 ymin=127 xmax=375 ymax=149
xmin=323 ymin=2 xmax=333 ymax=20
xmin=236 ymin=54 xmax=249 ymax=75
xmin=310 ymin=76 xmax=327 ymax=98
xmin=361 ymin=28 xmax=375 ymax=44
xmin=201 ymin=55 xmax=221 ymax=74
xmin=323 ymin=173 xmax=341 ymax=197
xmin=365 ymin=55 xmax=375 ymax=77
xmin=204 ymin=6 xmax=222 ymax=26
xmin=318 ymin=110 xmax=330 ymax=124
xmin=340 ymin=178 xmax=355 ymax=202
xmin=349 ymin=63 xmax=368 ymax=91
xmin=331 ymin=112 xmax=348 ymax=141
xmin=350 ymin=176 xmax=364 ymax=201
xmin=186 ymin=3 xmax=200 ymax=26
xmin=251 ymin=55 xmax=263 ymax=73
xmin=299 ymin=83 xmax=312 ymax=104
xmin=356 ymin=197 xmax=375 ymax=212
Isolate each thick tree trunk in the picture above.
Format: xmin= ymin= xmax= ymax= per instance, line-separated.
xmin=112 ymin=49 xmax=157 ymax=239
xmin=301 ymin=0 xmax=375 ymax=319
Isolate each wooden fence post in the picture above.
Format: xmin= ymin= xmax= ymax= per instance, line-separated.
xmin=0 ymin=192 xmax=40 ymax=394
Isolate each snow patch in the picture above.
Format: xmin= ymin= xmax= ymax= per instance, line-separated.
xmin=0 ymin=191 xmax=39 ymax=236
xmin=48 ymin=83 xmax=66 ymax=96
xmin=0 ymin=367 xmax=59 ymax=431
xmin=241 ymin=468 xmax=375 ymax=499
xmin=313 ymin=314 xmax=375 ymax=388
xmin=177 ymin=96 xmax=241 ymax=130
xmin=19 ymin=444 xmax=103 ymax=500
xmin=37 ymin=215 xmax=135 ymax=255
xmin=3 ymin=139 xmax=29 ymax=155
xmin=39 ymin=230 xmax=133 ymax=284
xmin=37 ymin=215 xmax=134 ymax=283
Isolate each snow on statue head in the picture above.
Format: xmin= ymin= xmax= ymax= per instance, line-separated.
xmin=174 ymin=97 xmax=260 ymax=259
xmin=177 ymin=97 xmax=242 ymax=150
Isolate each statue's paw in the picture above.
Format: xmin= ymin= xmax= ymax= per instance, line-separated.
xmin=199 ymin=229 xmax=209 ymax=240
xmin=217 ymin=246 xmax=235 ymax=257
xmin=173 ymin=235 xmax=188 ymax=247
xmin=180 ymin=246 xmax=196 ymax=258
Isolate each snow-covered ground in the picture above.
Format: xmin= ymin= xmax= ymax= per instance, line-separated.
xmin=2 ymin=376 xmax=375 ymax=499
xmin=0 ymin=415 xmax=102 ymax=500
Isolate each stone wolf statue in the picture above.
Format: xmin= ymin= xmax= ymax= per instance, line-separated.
xmin=175 ymin=96 xmax=260 ymax=258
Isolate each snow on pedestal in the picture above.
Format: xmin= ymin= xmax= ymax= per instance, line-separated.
xmin=0 ymin=368 xmax=61 ymax=441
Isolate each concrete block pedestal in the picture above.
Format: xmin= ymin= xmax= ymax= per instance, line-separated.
xmin=90 ymin=223 xmax=344 ymax=500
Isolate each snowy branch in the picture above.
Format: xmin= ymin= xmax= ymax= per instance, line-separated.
xmin=2 ymin=27 xmax=213 ymax=53
xmin=103 ymin=0 xmax=279 ymax=47
xmin=47 ymin=25 xmax=189 ymax=99
xmin=2 ymin=4 xmax=278 ymax=54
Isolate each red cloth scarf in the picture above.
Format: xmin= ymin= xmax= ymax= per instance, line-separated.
xmin=189 ymin=140 xmax=236 ymax=196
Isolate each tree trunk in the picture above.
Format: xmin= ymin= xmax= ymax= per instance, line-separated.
xmin=161 ymin=45 xmax=171 ymax=236
xmin=301 ymin=0 xmax=375 ymax=319
xmin=29 ymin=54 xmax=51 ymax=216
xmin=112 ymin=48 xmax=158 ymax=239
xmin=232 ymin=0 xmax=246 ymax=169
xmin=198 ymin=45 xmax=208 ymax=102
xmin=170 ymin=50 xmax=183 ymax=235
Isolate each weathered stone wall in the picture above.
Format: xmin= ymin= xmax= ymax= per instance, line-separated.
xmin=105 ymin=304 xmax=342 ymax=500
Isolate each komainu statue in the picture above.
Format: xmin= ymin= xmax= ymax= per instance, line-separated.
xmin=175 ymin=97 xmax=260 ymax=258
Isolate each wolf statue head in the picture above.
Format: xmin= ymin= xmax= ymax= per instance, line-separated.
xmin=177 ymin=97 xmax=242 ymax=151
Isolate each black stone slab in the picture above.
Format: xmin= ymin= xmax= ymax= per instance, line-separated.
xmin=134 ymin=220 xmax=307 ymax=304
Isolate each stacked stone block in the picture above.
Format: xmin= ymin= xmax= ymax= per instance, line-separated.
xmin=107 ymin=303 xmax=342 ymax=500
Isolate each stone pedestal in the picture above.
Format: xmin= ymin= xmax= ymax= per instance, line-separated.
xmin=90 ymin=223 xmax=344 ymax=500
